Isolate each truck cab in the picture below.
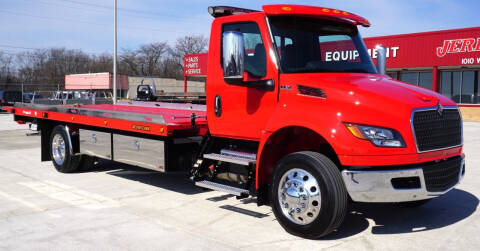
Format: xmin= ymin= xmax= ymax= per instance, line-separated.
xmin=6 ymin=4 xmax=465 ymax=239
xmin=203 ymin=5 xmax=464 ymax=238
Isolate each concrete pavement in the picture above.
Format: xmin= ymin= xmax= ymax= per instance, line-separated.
xmin=0 ymin=113 xmax=478 ymax=250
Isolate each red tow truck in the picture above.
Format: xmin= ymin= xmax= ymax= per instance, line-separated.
xmin=5 ymin=5 xmax=465 ymax=239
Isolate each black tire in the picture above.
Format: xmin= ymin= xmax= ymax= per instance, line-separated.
xmin=396 ymin=199 xmax=432 ymax=208
xmin=49 ymin=125 xmax=81 ymax=173
xmin=79 ymin=154 xmax=97 ymax=171
xmin=271 ymin=151 xmax=348 ymax=239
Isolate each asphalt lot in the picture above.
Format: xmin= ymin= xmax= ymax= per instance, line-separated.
xmin=0 ymin=112 xmax=478 ymax=251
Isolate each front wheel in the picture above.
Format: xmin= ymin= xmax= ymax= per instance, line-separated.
xmin=271 ymin=151 xmax=348 ymax=239
xmin=50 ymin=125 xmax=81 ymax=173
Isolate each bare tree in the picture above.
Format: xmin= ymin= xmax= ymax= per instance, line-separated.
xmin=119 ymin=42 xmax=169 ymax=76
xmin=2 ymin=35 xmax=208 ymax=84
xmin=0 ymin=51 xmax=16 ymax=82
xmin=119 ymin=49 xmax=140 ymax=76
xmin=90 ymin=53 xmax=113 ymax=73
xmin=16 ymin=50 xmax=48 ymax=83
xmin=160 ymin=57 xmax=182 ymax=79
xmin=173 ymin=35 xmax=209 ymax=56
xmin=138 ymin=42 xmax=169 ymax=76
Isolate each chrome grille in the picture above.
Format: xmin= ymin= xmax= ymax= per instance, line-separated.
xmin=412 ymin=108 xmax=462 ymax=152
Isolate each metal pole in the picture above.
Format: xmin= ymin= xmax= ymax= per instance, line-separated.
xmin=184 ymin=76 xmax=187 ymax=93
xmin=113 ymin=0 xmax=117 ymax=104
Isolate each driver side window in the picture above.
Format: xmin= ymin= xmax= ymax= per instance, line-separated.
xmin=223 ymin=22 xmax=266 ymax=78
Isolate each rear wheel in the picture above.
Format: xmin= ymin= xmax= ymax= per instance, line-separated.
xmin=50 ymin=125 xmax=81 ymax=173
xmin=271 ymin=151 xmax=347 ymax=239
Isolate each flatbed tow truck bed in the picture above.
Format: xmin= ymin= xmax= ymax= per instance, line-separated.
xmin=5 ymin=101 xmax=208 ymax=137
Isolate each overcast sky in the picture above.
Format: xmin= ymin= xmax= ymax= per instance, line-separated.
xmin=0 ymin=0 xmax=478 ymax=54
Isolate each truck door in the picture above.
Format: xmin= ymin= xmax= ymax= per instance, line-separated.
xmin=207 ymin=19 xmax=278 ymax=141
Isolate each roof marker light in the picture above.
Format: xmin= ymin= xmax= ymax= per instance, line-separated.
xmin=281 ymin=6 xmax=292 ymax=11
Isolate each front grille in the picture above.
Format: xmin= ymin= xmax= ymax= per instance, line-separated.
xmin=412 ymin=108 xmax=462 ymax=152
xmin=423 ymin=156 xmax=462 ymax=192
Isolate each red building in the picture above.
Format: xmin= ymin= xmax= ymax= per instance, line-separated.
xmin=364 ymin=27 xmax=480 ymax=107
xmin=65 ymin=73 xmax=128 ymax=91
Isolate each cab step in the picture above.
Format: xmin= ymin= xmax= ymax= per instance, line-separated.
xmin=203 ymin=153 xmax=256 ymax=166
xmin=195 ymin=180 xmax=249 ymax=196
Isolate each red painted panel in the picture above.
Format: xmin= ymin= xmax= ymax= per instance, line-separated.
xmin=184 ymin=53 xmax=208 ymax=77
xmin=10 ymin=105 xmax=207 ymax=137
xmin=206 ymin=13 xmax=279 ymax=141
xmin=364 ymin=27 xmax=480 ymax=68
xmin=262 ymin=4 xmax=370 ymax=27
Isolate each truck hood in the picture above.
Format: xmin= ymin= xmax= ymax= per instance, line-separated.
xmin=274 ymin=73 xmax=461 ymax=159
xmin=294 ymin=73 xmax=454 ymax=106
xmin=280 ymin=73 xmax=457 ymax=127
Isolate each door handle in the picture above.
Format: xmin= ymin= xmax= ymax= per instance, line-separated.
xmin=214 ymin=95 xmax=222 ymax=117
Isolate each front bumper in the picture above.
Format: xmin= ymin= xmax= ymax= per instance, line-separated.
xmin=341 ymin=156 xmax=465 ymax=203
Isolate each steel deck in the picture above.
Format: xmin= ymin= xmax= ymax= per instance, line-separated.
xmin=7 ymin=101 xmax=208 ymax=137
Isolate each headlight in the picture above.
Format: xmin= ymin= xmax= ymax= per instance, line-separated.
xmin=344 ymin=123 xmax=406 ymax=147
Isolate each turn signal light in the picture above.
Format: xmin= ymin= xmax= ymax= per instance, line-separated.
xmin=344 ymin=123 xmax=406 ymax=147
xmin=345 ymin=123 xmax=366 ymax=139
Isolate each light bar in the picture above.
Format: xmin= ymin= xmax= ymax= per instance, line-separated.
xmin=208 ymin=6 xmax=258 ymax=18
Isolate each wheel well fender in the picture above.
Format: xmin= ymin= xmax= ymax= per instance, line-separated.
xmin=40 ymin=121 xmax=80 ymax=161
xmin=255 ymin=126 xmax=340 ymax=190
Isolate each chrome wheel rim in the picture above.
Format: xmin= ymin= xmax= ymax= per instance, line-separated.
xmin=52 ymin=134 xmax=66 ymax=165
xmin=278 ymin=168 xmax=321 ymax=225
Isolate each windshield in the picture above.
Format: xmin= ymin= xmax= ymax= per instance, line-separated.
xmin=269 ymin=16 xmax=377 ymax=74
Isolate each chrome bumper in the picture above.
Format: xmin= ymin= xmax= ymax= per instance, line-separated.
xmin=341 ymin=158 xmax=465 ymax=203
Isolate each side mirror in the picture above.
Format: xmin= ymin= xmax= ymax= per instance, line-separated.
xmin=375 ymin=45 xmax=387 ymax=75
xmin=222 ymin=31 xmax=245 ymax=81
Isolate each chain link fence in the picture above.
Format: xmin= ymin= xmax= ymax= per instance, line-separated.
xmin=0 ymin=82 xmax=62 ymax=102
xmin=0 ymin=83 xmax=112 ymax=105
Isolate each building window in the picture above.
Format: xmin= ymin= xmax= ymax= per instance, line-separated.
xmin=440 ymin=71 xmax=460 ymax=102
xmin=400 ymin=72 xmax=417 ymax=85
xmin=399 ymin=71 xmax=433 ymax=90
xmin=441 ymin=70 xmax=479 ymax=104
xmin=387 ymin=72 xmax=398 ymax=79
xmin=418 ymin=72 xmax=433 ymax=90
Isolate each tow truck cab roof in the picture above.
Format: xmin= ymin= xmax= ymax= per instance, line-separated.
xmin=208 ymin=4 xmax=370 ymax=27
